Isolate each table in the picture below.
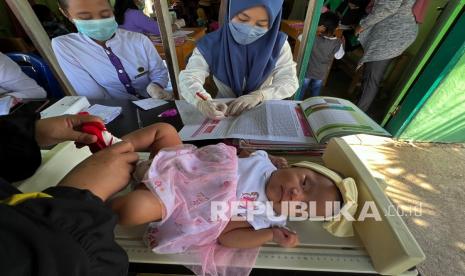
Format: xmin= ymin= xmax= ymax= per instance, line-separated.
xmin=90 ymin=99 xmax=183 ymax=138
xmin=153 ymin=27 xmax=206 ymax=70
xmin=281 ymin=20 xmax=305 ymax=41
xmin=90 ymin=99 xmax=218 ymax=148
xmin=16 ymin=100 xmax=424 ymax=275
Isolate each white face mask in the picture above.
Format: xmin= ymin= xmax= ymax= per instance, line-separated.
xmin=73 ymin=17 xmax=118 ymax=41
xmin=228 ymin=22 xmax=268 ymax=45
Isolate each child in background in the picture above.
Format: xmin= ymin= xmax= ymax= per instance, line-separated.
xmin=305 ymin=12 xmax=345 ymax=98
xmin=80 ymin=122 xmax=358 ymax=276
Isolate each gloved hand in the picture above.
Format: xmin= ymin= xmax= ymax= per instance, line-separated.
xmin=226 ymin=91 xmax=264 ymax=116
xmin=196 ymin=100 xmax=228 ymax=120
xmin=146 ymin=83 xmax=174 ymax=100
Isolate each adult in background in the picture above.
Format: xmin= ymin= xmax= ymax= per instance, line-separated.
xmin=355 ymin=0 xmax=418 ymax=112
xmin=32 ymin=4 xmax=70 ymax=39
xmin=114 ymin=0 xmax=161 ymax=36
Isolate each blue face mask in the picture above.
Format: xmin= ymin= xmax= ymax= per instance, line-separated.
xmin=73 ymin=17 xmax=118 ymax=41
xmin=228 ymin=22 xmax=268 ymax=45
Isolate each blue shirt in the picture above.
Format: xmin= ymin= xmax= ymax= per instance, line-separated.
xmin=119 ymin=9 xmax=160 ymax=36
xmin=52 ymin=29 xmax=168 ymax=99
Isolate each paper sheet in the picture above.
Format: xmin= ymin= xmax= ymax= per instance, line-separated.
xmin=86 ymin=104 xmax=122 ymax=124
xmin=173 ymin=30 xmax=194 ymax=37
xmin=40 ymin=96 xmax=90 ymax=118
xmin=0 ymin=96 xmax=13 ymax=116
xmin=132 ymin=98 xmax=169 ymax=111
xmin=178 ymin=100 xmax=315 ymax=143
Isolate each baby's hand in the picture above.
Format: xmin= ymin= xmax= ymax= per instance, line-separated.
xmin=272 ymin=227 xmax=299 ymax=248
xmin=268 ymin=155 xmax=288 ymax=169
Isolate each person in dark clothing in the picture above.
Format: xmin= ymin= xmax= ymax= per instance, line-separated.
xmin=0 ymin=112 xmax=138 ymax=276
xmin=32 ymin=4 xmax=70 ymax=38
xmin=337 ymin=0 xmax=369 ymax=25
xmin=336 ymin=0 xmax=369 ymax=51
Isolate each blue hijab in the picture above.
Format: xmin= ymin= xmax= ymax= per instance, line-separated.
xmin=196 ymin=0 xmax=287 ymax=97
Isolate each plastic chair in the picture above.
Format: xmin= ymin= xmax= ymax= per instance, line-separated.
xmin=6 ymin=52 xmax=65 ymax=99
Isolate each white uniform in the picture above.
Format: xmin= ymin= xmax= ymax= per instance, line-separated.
xmin=235 ymin=151 xmax=287 ymax=230
xmin=179 ymin=41 xmax=299 ymax=106
xmin=52 ymin=29 xmax=169 ymax=100
xmin=0 ymin=52 xmax=47 ymax=99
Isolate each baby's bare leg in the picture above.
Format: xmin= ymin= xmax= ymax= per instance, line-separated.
xmin=122 ymin=123 xmax=182 ymax=157
xmin=111 ymin=187 xmax=164 ymax=226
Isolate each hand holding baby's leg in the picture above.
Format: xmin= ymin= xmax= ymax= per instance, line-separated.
xmin=111 ymin=187 xmax=164 ymax=226
xmin=122 ymin=123 xmax=182 ymax=157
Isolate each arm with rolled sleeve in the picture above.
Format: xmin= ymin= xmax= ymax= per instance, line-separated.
xmin=258 ymin=41 xmax=299 ymax=100
xmin=142 ymin=36 xmax=169 ymax=89
xmin=178 ymin=48 xmax=212 ymax=105
xmin=0 ymin=53 xmax=47 ymax=99
xmin=359 ymin=0 xmax=403 ymax=29
xmin=51 ymin=39 xmax=108 ymax=99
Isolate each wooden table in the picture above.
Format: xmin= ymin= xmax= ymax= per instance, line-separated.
xmin=281 ymin=20 xmax=305 ymax=41
xmin=154 ymin=27 xmax=206 ymax=71
xmin=281 ymin=20 xmax=305 ymax=61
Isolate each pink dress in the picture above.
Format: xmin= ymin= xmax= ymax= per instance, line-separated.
xmin=143 ymin=143 xmax=259 ymax=276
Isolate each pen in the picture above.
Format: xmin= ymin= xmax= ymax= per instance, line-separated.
xmin=158 ymin=108 xmax=178 ymax=118
xmin=196 ymin=92 xmax=208 ymax=101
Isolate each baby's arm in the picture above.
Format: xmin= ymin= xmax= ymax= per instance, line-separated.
xmin=122 ymin=123 xmax=182 ymax=157
xmin=218 ymin=220 xmax=273 ymax=248
xmin=218 ymin=220 xmax=298 ymax=248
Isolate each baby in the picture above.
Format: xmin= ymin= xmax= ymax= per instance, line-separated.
xmin=80 ymin=122 xmax=357 ymax=275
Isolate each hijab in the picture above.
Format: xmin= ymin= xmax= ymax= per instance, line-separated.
xmin=196 ymin=0 xmax=287 ymax=96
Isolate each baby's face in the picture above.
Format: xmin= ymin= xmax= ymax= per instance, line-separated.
xmin=265 ymin=167 xmax=341 ymax=217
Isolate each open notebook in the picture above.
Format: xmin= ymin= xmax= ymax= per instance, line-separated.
xmin=177 ymin=97 xmax=390 ymax=150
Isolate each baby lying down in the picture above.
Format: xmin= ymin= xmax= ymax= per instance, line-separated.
xmin=80 ymin=122 xmax=358 ymax=276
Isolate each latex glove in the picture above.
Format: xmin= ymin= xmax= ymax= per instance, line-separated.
xmin=146 ymin=83 xmax=174 ymax=100
xmin=226 ymin=91 xmax=264 ymax=116
xmin=272 ymin=227 xmax=299 ymax=248
xmin=196 ymin=100 xmax=228 ymax=120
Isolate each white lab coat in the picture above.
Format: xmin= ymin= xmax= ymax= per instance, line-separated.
xmin=0 ymin=52 xmax=47 ymax=99
xmin=179 ymin=41 xmax=299 ymax=105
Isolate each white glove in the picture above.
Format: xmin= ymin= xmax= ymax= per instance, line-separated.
xmin=146 ymin=83 xmax=174 ymax=100
xmin=196 ymin=100 xmax=228 ymax=120
xmin=226 ymin=91 xmax=264 ymax=116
